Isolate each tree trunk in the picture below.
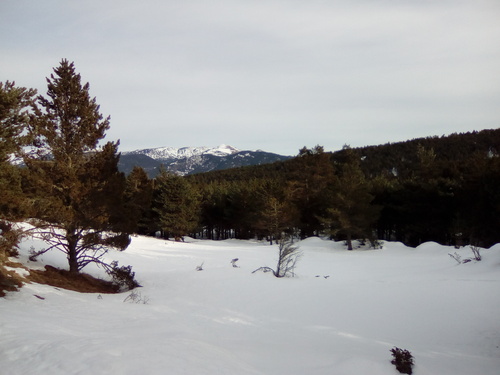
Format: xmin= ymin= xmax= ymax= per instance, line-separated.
xmin=67 ymin=232 xmax=79 ymax=274
xmin=346 ymin=232 xmax=353 ymax=250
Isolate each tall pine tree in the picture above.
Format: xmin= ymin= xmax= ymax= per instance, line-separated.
xmin=24 ymin=60 xmax=130 ymax=274
xmin=321 ymin=147 xmax=379 ymax=250
xmin=153 ymin=170 xmax=200 ymax=241
xmin=124 ymin=166 xmax=154 ymax=234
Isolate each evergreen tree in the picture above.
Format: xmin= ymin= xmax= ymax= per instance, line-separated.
xmin=124 ymin=166 xmax=154 ymax=234
xmin=23 ymin=60 xmax=130 ymax=274
xmin=0 ymin=81 xmax=37 ymax=160
xmin=255 ymin=186 xmax=297 ymax=244
xmin=0 ymin=81 xmax=36 ymax=221
xmin=321 ymin=147 xmax=379 ymax=250
xmin=198 ymin=181 xmax=230 ymax=240
xmin=458 ymin=153 xmax=500 ymax=247
xmin=0 ymin=81 xmax=36 ymax=276
xmin=289 ymin=145 xmax=334 ymax=238
xmin=224 ymin=179 xmax=263 ymax=239
xmin=384 ymin=145 xmax=457 ymax=246
xmin=153 ymin=170 xmax=200 ymax=240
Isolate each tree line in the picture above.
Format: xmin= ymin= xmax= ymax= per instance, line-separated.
xmin=1 ymin=60 xmax=499 ymax=285
xmin=134 ymin=129 xmax=500 ymax=250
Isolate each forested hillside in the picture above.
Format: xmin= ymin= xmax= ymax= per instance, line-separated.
xmin=174 ymin=130 xmax=500 ymax=248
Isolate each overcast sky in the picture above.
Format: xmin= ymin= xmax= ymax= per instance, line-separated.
xmin=1 ymin=0 xmax=499 ymax=155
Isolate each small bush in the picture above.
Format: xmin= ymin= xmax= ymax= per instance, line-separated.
xmin=107 ymin=261 xmax=140 ymax=291
xmin=0 ymin=221 xmax=22 ymax=259
xmin=369 ymin=238 xmax=384 ymax=249
xmin=252 ymin=236 xmax=301 ymax=278
xmin=390 ymin=347 xmax=414 ymax=374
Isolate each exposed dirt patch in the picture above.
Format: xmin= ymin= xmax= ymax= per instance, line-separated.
xmin=27 ymin=265 xmax=120 ymax=294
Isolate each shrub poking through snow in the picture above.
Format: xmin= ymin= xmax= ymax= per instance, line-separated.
xmin=107 ymin=261 xmax=140 ymax=291
xmin=448 ymin=252 xmax=462 ymax=264
xmin=390 ymin=347 xmax=414 ymax=374
xmin=370 ymin=239 xmax=384 ymax=249
xmin=470 ymin=245 xmax=482 ymax=261
xmin=252 ymin=236 xmax=301 ymax=278
xmin=449 ymin=245 xmax=483 ymax=265
xmin=123 ymin=290 xmax=149 ymax=304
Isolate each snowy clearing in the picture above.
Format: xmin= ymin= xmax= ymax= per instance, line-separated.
xmin=1 ymin=235 xmax=499 ymax=374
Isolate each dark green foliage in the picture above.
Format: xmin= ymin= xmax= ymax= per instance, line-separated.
xmin=320 ymin=147 xmax=380 ymax=249
xmin=0 ymin=81 xmax=37 ymax=162
xmin=0 ymin=221 xmax=21 ymax=258
xmin=153 ymin=169 xmax=200 ymax=240
xmin=0 ymin=222 xmax=23 ymax=294
xmin=186 ymin=129 xmax=500 ymax=248
xmin=23 ymin=60 xmax=131 ymax=273
xmin=0 ymin=81 xmax=37 ymax=282
xmin=390 ymin=347 xmax=414 ymax=374
xmin=0 ymin=158 xmax=26 ymax=222
xmin=0 ymin=81 xmax=36 ymax=222
xmin=289 ymin=145 xmax=335 ymax=238
xmin=106 ymin=261 xmax=140 ymax=292
xmin=124 ymin=166 xmax=154 ymax=234
xmin=457 ymin=155 xmax=500 ymax=247
xmin=256 ymin=195 xmax=297 ymax=244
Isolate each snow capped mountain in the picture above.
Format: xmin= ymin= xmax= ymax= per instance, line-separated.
xmin=124 ymin=144 xmax=240 ymax=161
xmin=119 ymin=145 xmax=290 ymax=176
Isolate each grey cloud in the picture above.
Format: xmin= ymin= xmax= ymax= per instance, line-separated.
xmin=1 ymin=0 xmax=499 ymax=155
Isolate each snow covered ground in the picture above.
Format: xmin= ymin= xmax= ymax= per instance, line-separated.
xmin=1 ymin=235 xmax=499 ymax=374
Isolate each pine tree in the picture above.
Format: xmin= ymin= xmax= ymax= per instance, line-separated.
xmin=124 ymin=166 xmax=153 ymax=234
xmin=0 ymin=81 xmax=37 ymax=160
xmin=256 ymin=194 xmax=297 ymax=244
xmin=321 ymin=147 xmax=379 ymax=250
xmin=153 ymin=170 xmax=200 ymax=240
xmin=0 ymin=81 xmax=36 ymax=279
xmin=289 ymin=145 xmax=334 ymax=238
xmin=24 ymin=60 xmax=130 ymax=274
xmin=0 ymin=81 xmax=36 ymax=220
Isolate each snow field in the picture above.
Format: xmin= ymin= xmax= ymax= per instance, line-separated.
xmin=1 ymin=235 xmax=499 ymax=374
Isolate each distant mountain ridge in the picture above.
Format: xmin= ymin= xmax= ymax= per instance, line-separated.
xmin=118 ymin=145 xmax=291 ymax=176
xmin=128 ymin=144 xmax=239 ymax=160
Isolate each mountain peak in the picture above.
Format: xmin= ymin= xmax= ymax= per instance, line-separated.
xmin=204 ymin=144 xmax=240 ymax=157
xmin=119 ymin=145 xmax=291 ymax=177
xmin=124 ymin=145 xmax=240 ymax=161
